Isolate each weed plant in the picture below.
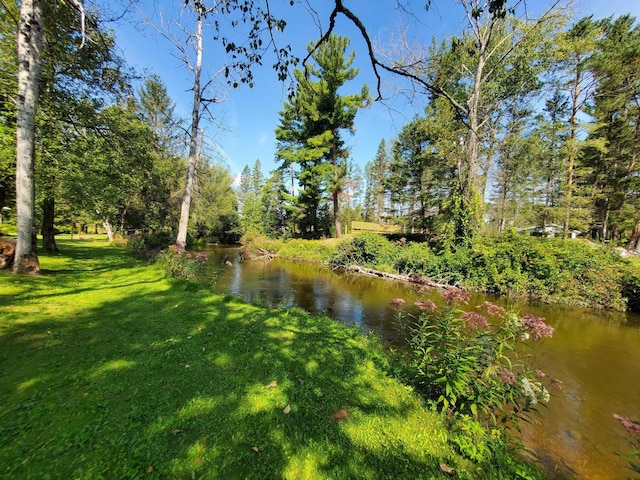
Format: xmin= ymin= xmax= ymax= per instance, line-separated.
xmin=393 ymin=285 xmax=558 ymax=426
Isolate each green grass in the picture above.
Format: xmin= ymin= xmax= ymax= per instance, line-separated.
xmin=0 ymin=237 xmax=538 ymax=479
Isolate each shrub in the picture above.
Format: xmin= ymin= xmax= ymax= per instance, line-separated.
xmin=330 ymin=233 xmax=399 ymax=272
xmin=157 ymin=246 xmax=219 ymax=288
xmin=398 ymin=287 xmax=558 ymax=425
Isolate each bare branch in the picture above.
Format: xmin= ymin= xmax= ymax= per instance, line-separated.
xmin=65 ymin=0 xmax=86 ymax=48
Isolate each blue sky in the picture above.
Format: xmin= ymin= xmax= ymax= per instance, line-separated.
xmin=109 ymin=0 xmax=640 ymax=180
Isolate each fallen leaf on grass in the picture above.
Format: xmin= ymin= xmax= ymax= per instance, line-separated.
xmin=331 ymin=409 xmax=349 ymax=422
xmin=439 ymin=463 xmax=456 ymax=476
xmin=147 ymin=466 xmax=154 ymax=473
xmin=251 ymin=446 xmax=259 ymax=453
xmin=283 ymin=405 xmax=291 ymax=414
xmin=171 ymin=429 xmax=181 ymax=434
xmin=265 ymin=380 xmax=278 ymax=389
xmin=184 ymin=364 xmax=190 ymax=368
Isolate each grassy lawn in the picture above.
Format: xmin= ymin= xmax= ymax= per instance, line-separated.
xmin=0 ymin=237 xmax=534 ymax=479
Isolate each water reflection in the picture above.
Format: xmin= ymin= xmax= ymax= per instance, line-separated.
xmin=207 ymin=245 xmax=640 ymax=479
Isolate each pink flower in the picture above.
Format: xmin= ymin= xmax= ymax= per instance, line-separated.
xmin=415 ymin=299 xmax=437 ymax=312
xmin=441 ymin=286 xmax=470 ymax=305
xmin=614 ymin=414 xmax=640 ymax=438
xmin=195 ymin=251 xmax=208 ymax=261
xmin=521 ymin=313 xmax=554 ymax=339
xmin=498 ymin=368 xmax=516 ymax=385
xmin=224 ymin=260 xmax=233 ymax=267
xmin=389 ymin=298 xmax=406 ymax=309
xmin=534 ymin=369 xmax=547 ymax=379
xmin=476 ymin=301 xmax=506 ymax=318
xmin=461 ymin=311 xmax=489 ymax=329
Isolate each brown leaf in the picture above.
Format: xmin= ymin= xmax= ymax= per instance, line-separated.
xmin=147 ymin=465 xmax=154 ymax=474
xmin=283 ymin=405 xmax=291 ymax=414
xmin=265 ymin=380 xmax=278 ymax=389
xmin=439 ymin=463 xmax=456 ymax=476
xmin=331 ymin=409 xmax=349 ymax=422
xmin=171 ymin=429 xmax=181 ymax=435
xmin=251 ymin=446 xmax=259 ymax=453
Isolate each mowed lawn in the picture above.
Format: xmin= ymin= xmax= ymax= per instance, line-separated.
xmin=0 ymin=238 xmax=532 ymax=479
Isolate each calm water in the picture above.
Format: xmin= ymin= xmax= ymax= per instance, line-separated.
xmin=207 ymin=246 xmax=640 ymax=479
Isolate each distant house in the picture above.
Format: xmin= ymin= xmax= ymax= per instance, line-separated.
xmin=517 ymin=224 xmax=582 ymax=239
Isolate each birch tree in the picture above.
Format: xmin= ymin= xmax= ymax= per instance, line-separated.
xmin=13 ymin=0 xmax=44 ymax=273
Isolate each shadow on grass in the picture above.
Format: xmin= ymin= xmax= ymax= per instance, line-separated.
xmin=0 ymin=244 xmax=460 ymax=479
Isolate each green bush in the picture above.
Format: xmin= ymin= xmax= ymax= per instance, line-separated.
xmin=330 ymin=233 xmax=399 ymax=272
xmin=157 ymin=246 xmax=219 ymax=288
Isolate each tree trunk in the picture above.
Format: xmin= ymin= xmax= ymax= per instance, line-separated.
xmin=13 ymin=0 xmax=44 ymax=274
xmin=175 ymin=8 xmax=204 ymax=250
xmin=41 ymin=195 xmax=58 ymax=252
xmin=563 ymin=68 xmax=582 ymax=239
xmin=103 ymin=220 xmax=114 ymax=242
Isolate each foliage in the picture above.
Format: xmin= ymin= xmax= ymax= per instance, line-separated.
xmin=327 ymin=233 xmax=640 ymax=311
xmin=330 ymin=232 xmax=397 ymax=272
xmin=188 ymin=163 xmax=240 ymax=244
xmin=0 ymin=238 xmax=542 ymax=479
xmin=275 ymin=34 xmax=370 ymax=238
xmin=157 ymin=245 xmax=219 ymax=288
xmin=398 ymin=289 xmax=557 ymax=425
xmin=613 ymin=414 xmax=640 ymax=477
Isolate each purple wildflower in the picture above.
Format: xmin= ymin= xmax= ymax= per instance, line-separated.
xmin=498 ymin=368 xmax=517 ymax=385
xmin=389 ymin=298 xmax=406 ymax=309
xmin=476 ymin=301 xmax=506 ymax=318
xmin=521 ymin=313 xmax=554 ymax=339
xmin=441 ymin=286 xmax=470 ymax=305
xmin=415 ymin=299 xmax=437 ymax=313
xmin=614 ymin=414 xmax=640 ymax=438
xmin=461 ymin=311 xmax=489 ymax=329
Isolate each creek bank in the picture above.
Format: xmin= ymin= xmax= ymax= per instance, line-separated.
xmin=242 ymin=233 xmax=640 ymax=312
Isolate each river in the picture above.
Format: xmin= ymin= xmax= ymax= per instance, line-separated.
xmin=207 ymin=245 xmax=640 ymax=479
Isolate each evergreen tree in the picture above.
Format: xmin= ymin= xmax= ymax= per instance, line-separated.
xmin=275 ymin=34 xmax=370 ymax=238
xmin=364 ymin=139 xmax=388 ymax=223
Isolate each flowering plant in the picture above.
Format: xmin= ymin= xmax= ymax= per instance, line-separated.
xmin=613 ymin=414 xmax=640 ymax=476
xmin=397 ymin=284 xmax=558 ymax=424
xmin=158 ymin=247 xmax=218 ymax=287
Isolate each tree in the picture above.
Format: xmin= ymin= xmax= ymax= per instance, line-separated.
xmin=261 ymin=169 xmax=289 ymax=237
xmin=584 ymin=15 xmax=640 ymax=246
xmin=174 ymin=3 xmax=214 ymax=250
xmin=275 ymin=34 xmax=369 ymax=238
xmin=13 ymin=0 xmax=44 ymax=273
xmin=35 ymin=3 xmax=129 ymax=252
xmin=364 ymin=139 xmax=388 ymax=223
xmin=65 ymin=103 xmax=154 ymax=241
xmin=314 ymin=0 xmax=563 ymax=243
xmin=135 ymin=75 xmax=184 ymax=233
xmin=555 ymin=17 xmax=600 ymax=238
xmin=189 ymin=162 xmax=239 ymax=243
xmin=237 ymin=159 xmax=266 ymax=235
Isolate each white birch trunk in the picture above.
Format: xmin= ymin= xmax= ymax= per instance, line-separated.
xmin=13 ymin=0 xmax=44 ymax=274
xmin=175 ymin=8 xmax=204 ymax=250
